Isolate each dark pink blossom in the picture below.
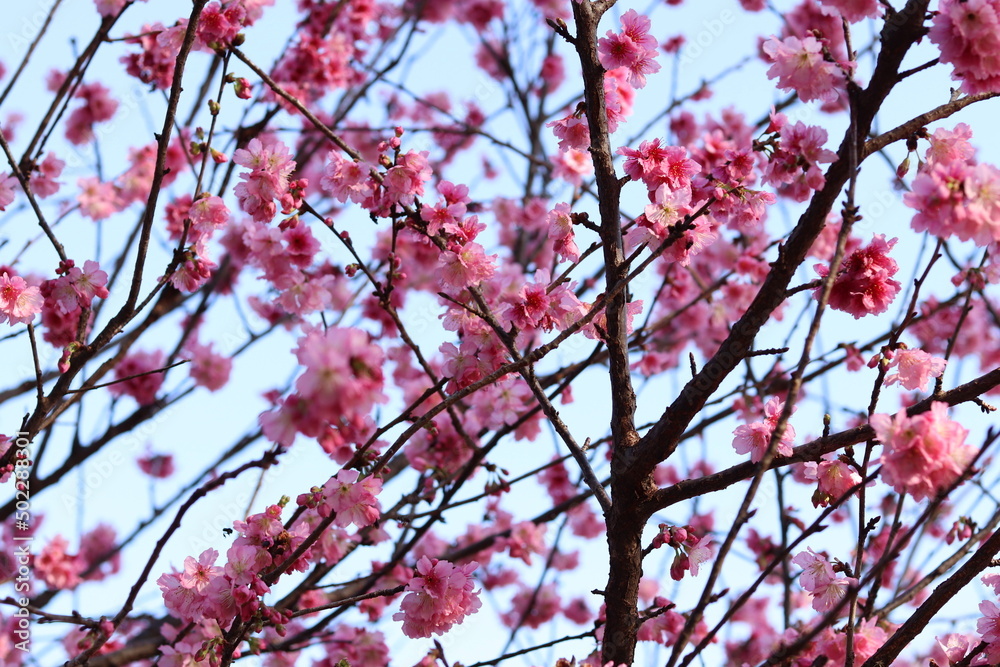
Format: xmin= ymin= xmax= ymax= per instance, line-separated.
xmin=815 ymin=234 xmax=901 ymax=319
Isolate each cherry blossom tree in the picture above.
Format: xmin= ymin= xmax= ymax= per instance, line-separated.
xmin=3 ymin=0 xmax=1000 ymax=665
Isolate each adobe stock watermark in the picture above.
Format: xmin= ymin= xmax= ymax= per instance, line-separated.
xmin=11 ymin=431 xmax=34 ymax=653
xmin=4 ymin=0 xmax=58 ymax=56
xmin=678 ymin=11 xmax=737 ymax=67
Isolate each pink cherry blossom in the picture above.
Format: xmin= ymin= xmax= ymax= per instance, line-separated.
xmin=77 ymin=177 xmax=123 ymax=221
xmin=393 ymin=557 xmax=482 ymax=638
xmin=871 ymin=402 xmax=976 ymax=501
xmin=763 ymin=34 xmax=848 ymax=103
xmin=107 ymin=349 xmax=166 ymax=406
xmin=815 ymin=234 xmax=901 ymax=319
xmin=322 ymin=468 xmax=382 ymax=528
xmin=883 ymin=347 xmax=947 ymax=391
xmin=803 ymin=457 xmax=862 ymax=507
xmin=120 ymin=23 xmax=179 ymax=90
xmin=0 ymin=173 xmax=16 ymax=210
xmin=185 ymin=342 xmax=232 ymax=392
xmin=978 ymin=600 xmax=1000 ymax=664
xmin=65 ymin=82 xmax=118 ymax=145
xmin=732 ymin=397 xmax=795 ymax=462
xmin=930 ymin=0 xmax=1000 ymax=95
xmin=0 ymin=272 xmax=43 ymax=326
xmin=29 ymin=152 xmax=65 ymax=197
xmin=137 ymin=452 xmax=175 ymax=478
xmin=233 ymin=138 xmax=296 ymax=223
xmin=35 ymin=535 xmax=84 ymax=590
xmin=65 ymin=260 xmax=109 ymax=309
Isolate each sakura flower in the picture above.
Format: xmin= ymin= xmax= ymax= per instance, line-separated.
xmin=598 ymin=9 xmax=660 ymax=88
xmin=546 ymin=202 xmax=580 ymax=263
xmin=137 ymin=451 xmax=175 ymax=478
xmin=0 ymin=272 xmax=43 ymax=326
xmin=644 ymin=183 xmax=694 ymax=229
xmin=233 ymin=138 xmax=296 ymax=223
xmin=77 ymin=523 xmax=120 ymax=581
xmin=437 ymin=242 xmax=496 ymax=292
xmin=322 ymin=468 xmax=382 ymax=528
xmin=792 ymin=548 xmax=856 ymax=613
xmin=930 ymin=0 xmax=1000 ymax=95
xmin=811 ymin=575 xmax=855 ymax=613
xmin=618 ymin=140 xmax=699 ymax=191
xmin=762 ymin=34 xmax=848 ymax=103
xmin=504 ymin=521 xmax=547 ymax=565
xmin=978 ymin=600 xmax=1000 ymax=665
xmin=802 ymin=457 xmax=862 ymax=507
xmin=791 ymin=549 xmax=834 ymax=591
xmin=383 ymin=149 xmax=432 ymax=206
xmin=815 ymin=234 xmax=901 ymax=319
xmin=871 ymin=402 xmax=976 ymax=501
xmin=65 ymin=260 xmax=109 ymax=309
xmin=65 ymin=83 xmax=117 ymax=145
xmin=393 ymin=557 xmax=482 ymax=638
xmin=979 ymin=600 xmax=1000 ymax=644
xmin=29 ymin=152 xmax=65 ymax=197
xmin=35 ymin=535 xmax=83 ymax=590
xmin=551 ymin=147 xmax=593 ymax=186
xmin=180 ymin=549 xmax=222 ymax=592
xmin=547 ymin=114 xmax=591 ymax=152
xmin=185 ymin=342 xmax=232 ymax=392
xmin=731 ymin=397 xmax=795 ymax=462
xmin=882 ymin=347 xmax=947 ymax=391
xmin=77 ymin=177 xmax=123 ymax=221
xmin=0 ymin=173 xmax=16 ymax=210
xmin=120 ymin=22 xmax=179 ymax=90
xmin=686 ymin=534 xmax=714 ymax=576
xmin=107 ymin=349 xmax=166 ymax=406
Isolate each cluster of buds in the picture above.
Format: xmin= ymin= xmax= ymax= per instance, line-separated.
xmin=651 ymin=524 xmax=714 ymax=581
xmin=946 ymin=516 xmax=976 ymax=544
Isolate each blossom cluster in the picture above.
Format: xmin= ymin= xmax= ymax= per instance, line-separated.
xmin=904 ymin=123 xmax=1000 ymax=246
xmin=814 ymin=234 xmax=901 ymax=319
xmin=870 ymin=402 xmax=976 ymax=502
xmin=597 ymin=9 xmax=660 ymax=89
xmin=929 ymin=0 xmax=1000 ymax=95
xmin=392 ymin=556 xmax=482 ymax=638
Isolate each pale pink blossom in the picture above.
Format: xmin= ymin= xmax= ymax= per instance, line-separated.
xmin=763 ymin=34 xmax=847 ymax=103
xmin=35 ymin=535 xmax=84 ymax=590
xmin=732 ymin=397 xmax=795 ymax=462
xmin=978 ymin=600 xmax=1000 ymax=664
xmin=0 ymin=173 xmax=16 ymax=210
xmin=871 ymin=402 xmax=976 ymax=501
xmin=77 ymin=177 xmax=123 ymax=221
xmin=883 ymin=347 xmax=947 ymax=391
xmin=233 ymin=138 xmax=296 ymax=223
xmin=393 ymin=557 xmax=482 ymax=638
xmin=803 ymin=457 xmax=862 ymax=506
xmin=322 ymin=468 xmax=382 ymax=528
xmin=930 ymin=0 xmax=1000 ymax=95
xmin=185 ymin=342 xmax=232 ymax=392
